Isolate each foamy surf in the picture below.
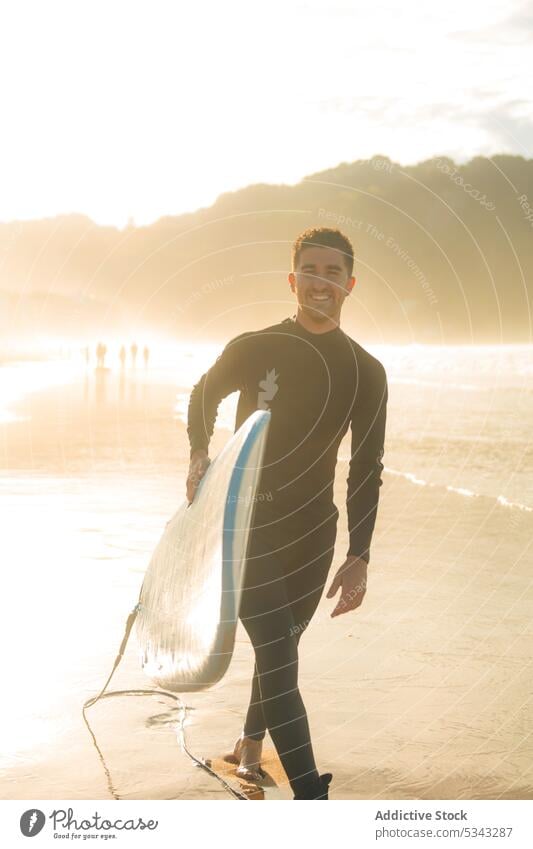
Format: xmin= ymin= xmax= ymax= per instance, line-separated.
xmin=496 ymin=495 xmax=533 ymax=513
xmin=381 ymin=466 xmax=532 ymax=514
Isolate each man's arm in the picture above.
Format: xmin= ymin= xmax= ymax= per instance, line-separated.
xmin=346 ymin=360 xmax=388 ymax=564
xmin=186 ymin=333 xmax=249 ymax=502
xmin=187 ymin=332 xmax=249 ymax=457
xmin=326 ymin=359 xmax=387 ymax=617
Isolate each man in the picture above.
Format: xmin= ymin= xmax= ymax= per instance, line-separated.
xmin=186 ymin=227 xmax=388 ymax=799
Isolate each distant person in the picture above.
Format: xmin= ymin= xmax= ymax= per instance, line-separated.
xmin=96 ymin=342 xmax=108 ymax=369
xmin=186 ymin=227 xmax=388 ymax=799
xmin=130 ymin=342 xmax=138 ymax=368
xmin=119 ymin=346 xmax=127 ymax=369
xmin=143 ymin=346 xmax=150 ymax=368
xmin=83 ymin=346 xmax=90 ymax=366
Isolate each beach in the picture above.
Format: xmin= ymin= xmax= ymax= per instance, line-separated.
xmin=0 ymin=346 xmax=532 ymax=800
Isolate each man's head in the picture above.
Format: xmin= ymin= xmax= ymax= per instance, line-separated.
xmin=289 ymin=227 xmax=356 ymax=331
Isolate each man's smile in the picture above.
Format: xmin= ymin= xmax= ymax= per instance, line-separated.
xmin=308 ymin=292 xmax=333 ymax=301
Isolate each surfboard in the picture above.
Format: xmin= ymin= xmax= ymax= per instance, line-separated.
xmin=135 ymin=410 xmax=271 ymax=692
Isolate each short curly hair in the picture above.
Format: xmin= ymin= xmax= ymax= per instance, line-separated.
xmin=292 ymin=227 xmax=354 ymax=276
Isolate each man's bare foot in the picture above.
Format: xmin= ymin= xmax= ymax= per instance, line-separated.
xmin=223 ymin=735 xmax=263 ymax=781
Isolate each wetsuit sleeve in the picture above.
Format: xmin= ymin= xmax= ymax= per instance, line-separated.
xmin=187 ymin=333 xmax=248 ymax=458
xmin=346 ymin=361 xmax=388 ymax=563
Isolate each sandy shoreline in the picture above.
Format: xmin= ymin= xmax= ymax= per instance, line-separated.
xmin=1 ymin=367 xmax=532 ymax=800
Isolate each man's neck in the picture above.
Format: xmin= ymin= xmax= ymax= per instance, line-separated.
xmin=294 ymin=308 xmax=341 ymax=335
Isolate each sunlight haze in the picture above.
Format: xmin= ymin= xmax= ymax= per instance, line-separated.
xmin=0 ymin=0 xmax=531 ymax=226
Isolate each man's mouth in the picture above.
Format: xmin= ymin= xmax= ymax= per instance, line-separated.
xmin=308 ymin=293 xmax=332 ymax=303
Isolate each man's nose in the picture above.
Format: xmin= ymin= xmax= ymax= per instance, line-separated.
xmin=310 ymin=274 xmax=330 ymax=287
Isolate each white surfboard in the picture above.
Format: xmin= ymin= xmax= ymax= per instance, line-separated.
xmin=135 ymin=410 xmax=271 ymax=692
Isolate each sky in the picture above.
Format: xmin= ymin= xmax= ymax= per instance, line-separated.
xmin=0 ymin=0 xmax=531 ymax=227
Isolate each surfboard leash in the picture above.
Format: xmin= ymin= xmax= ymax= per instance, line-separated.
xmin=82 ymin=602 xmax=249 ymax=801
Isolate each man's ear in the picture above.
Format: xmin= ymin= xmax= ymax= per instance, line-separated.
xmin=346 ymin=276 xmax=356 ymax=295
xmin=288 ymin=271 xmax=296 ymax=293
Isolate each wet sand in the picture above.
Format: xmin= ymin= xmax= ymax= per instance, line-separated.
xmin=1 ymin=365 xmax=532 ymax=800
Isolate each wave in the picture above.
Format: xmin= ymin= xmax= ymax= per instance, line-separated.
xmin=496 ymin=494 xmax=533 ymax=513
xmin=385 ymin=468 xmax=428 ymax=487
xmin=446 ymin=485 xmax=475 ymax=497
xmin=383 ymin=466 xmax=532 ymax=513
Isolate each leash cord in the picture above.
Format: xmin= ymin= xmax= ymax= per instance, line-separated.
xmin=82 ymin=603 xmax=248 ymax=801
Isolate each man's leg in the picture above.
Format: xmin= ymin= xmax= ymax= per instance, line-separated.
xmin=243 ymin=661 xmax=266 ymax=741
xmin=243 ymin=524 xmax=322 ymax=740
xmin=221 ymin=661 xmax=264 ymax=782
xmin=242 ymin=551 xmax=330 ymax=745
xmin=241 ymin=618 xmax=314 ymax=745
xmin=238 ymin=520 xmax=338 ymax=796
xmin=283 ymin=517 xmax=337 ymax=639
xmin=237 ymin=512 xmax=338 ymax=788
xmin=240 ymin=596 xmax=319 ymax=795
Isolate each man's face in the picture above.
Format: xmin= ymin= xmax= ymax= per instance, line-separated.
xmin=289 ymin=245 xmax=355 ymax=324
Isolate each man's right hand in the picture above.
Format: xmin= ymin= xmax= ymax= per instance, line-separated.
xmin=186 ymin=449 xmax=211 ymax=503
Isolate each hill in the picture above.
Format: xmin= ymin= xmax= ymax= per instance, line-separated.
xmin=1 ymin=154 xmax=532 ymax=344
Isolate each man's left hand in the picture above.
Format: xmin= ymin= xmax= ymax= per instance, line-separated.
xmin=326 ymin=556 xmax=368 ymax=618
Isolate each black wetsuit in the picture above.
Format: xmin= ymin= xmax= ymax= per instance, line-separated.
xmin=187 ymin=315 xmax=388 ymax=794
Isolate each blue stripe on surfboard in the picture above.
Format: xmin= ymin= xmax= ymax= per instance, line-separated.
xmin=221 ymin=410 xmax=271 ymax=625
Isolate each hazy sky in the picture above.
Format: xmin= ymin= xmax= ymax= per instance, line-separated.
xmin=0 ymin=0 xmax=531 ymax=226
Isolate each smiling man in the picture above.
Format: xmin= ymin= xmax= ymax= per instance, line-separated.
xmin=186 ymin=227 xmax=388 ymax=799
